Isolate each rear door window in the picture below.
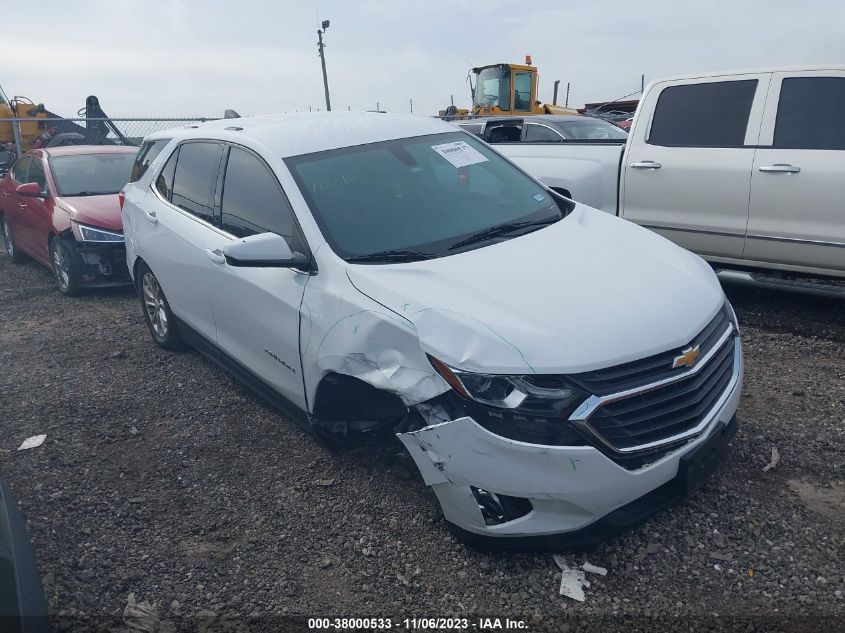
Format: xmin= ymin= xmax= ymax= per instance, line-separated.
xmin=648 ymin=80 xmax=758 ymax=147
xmin=10 ymin=156 xmax=31 ymax=183
xmin=774 ymin=77 xmax=845 ymax=150
xmin=130 ymin=139 xmax=171 ymax=183
xmin=220 ymin=147 xmax=296 ymax=241
xmin=170 ymin=142 xmax=223 ymax=223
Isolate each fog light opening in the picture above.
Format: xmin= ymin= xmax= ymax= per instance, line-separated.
xmin=470 ymin=486 xmax=532 ymax=526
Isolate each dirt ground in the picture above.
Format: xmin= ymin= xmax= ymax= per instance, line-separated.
xmin=0 ymin=245 xmax=843 ymax=632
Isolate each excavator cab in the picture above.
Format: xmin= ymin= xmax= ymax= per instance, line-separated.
xmin=440 ymin=58 xmax=581 ymax=119
xmin=473 ymin=63 xmax=537 ymax=115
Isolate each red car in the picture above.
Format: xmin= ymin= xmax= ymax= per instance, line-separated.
xmin=0 ymin=145 xmax=137 ymax=295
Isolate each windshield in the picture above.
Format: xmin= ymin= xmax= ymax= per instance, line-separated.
xmin=50 ymin=153 xmax=135 ymax=196
xmin=474 ymin=66 xmax=510 ymax=110
xmin=286 ymin=132 xmax=571 ymax=262
xmin=556 ymin=119 xmax=628 ymax=140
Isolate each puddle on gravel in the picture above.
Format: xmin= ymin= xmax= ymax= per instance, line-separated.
xmin=788 ymin=479 xmax=845 ymax=522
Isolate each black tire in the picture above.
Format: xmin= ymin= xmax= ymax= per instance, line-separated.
xmin=2 ymin=216 xmax=27 ymax=263
xmin=137 ymin=262 xmax=184 ymax=351
xmin=49 ymin=237 xmax=83 ymax=296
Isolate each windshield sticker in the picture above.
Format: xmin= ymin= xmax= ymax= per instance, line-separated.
xmin=533 ymin=193 xmax=546 ymax=202
xmin=431 ymin=141 xmax=488 ymax=168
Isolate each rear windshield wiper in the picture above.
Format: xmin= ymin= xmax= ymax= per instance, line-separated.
xmin=346 ymin=249 xmax=436 ymax=263
xmin=448 ymin=215 xmax=560 ymax=251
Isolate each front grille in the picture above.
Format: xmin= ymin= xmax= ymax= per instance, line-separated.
xmin=569 ymin=307 xmax=730 ymax=396
xmin=585 ymin=333 xmax=736 ymax=451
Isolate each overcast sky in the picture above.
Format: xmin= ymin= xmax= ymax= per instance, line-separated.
xmin=2 ymin=0 xmax=844 ymax=119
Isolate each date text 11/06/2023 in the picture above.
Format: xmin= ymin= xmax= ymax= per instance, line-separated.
xmin=307 ymin=617 xmax=528 ymax=630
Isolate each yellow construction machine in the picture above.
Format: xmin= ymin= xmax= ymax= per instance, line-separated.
xmin=440 ymin=56 xmax=579 ymax=118
xmin=0 ymin=85 xmax=48 ymax=153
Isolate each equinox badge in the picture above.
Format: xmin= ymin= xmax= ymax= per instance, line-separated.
xmin=672 ymin=345 xmax=701 ymax=369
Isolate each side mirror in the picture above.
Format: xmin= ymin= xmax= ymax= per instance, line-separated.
xmin=223 ymin=232 xmax=309 ymax=269
xmin=17 ymin=182 xmax=45 ymax=198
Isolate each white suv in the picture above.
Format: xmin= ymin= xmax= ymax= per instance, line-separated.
xmin=122 ymin=113 xmax=743 ymax=547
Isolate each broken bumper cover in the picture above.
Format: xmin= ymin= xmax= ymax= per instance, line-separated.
xmin=398 ymin=350 xmax=742 ymax=547
xmin=74 ymin=241 xmax=131 ymax=287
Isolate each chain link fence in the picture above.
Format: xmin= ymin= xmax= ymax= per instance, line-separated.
xmin=0 ymin=117 xmax=219 ymax=175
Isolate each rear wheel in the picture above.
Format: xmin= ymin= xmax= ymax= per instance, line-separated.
xmin=50 ymin=237 xmax=82 ymax=296
xmin=2 ymin=216 xmax=27 ymax=263
xmin=138 ymin=262 xmax=183 ymax=350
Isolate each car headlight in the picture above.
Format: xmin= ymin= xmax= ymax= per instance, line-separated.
xmin=428 ymin=355 xmax=587 ymax=414
xmin=724 ymin=297 xmax=739 ymax=331
xmin=71 ymin=221 xmax=124 ymax=243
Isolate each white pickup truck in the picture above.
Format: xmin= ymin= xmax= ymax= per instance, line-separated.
xmin=459 ymin=66 xmax=845 ymax=283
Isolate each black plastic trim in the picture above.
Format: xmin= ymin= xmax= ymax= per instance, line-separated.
xmin=176 ymin=320 xmax=313 ymax=434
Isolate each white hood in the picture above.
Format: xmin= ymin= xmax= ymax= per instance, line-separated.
xmin=346 ymin=205 xmax=724 ymax=375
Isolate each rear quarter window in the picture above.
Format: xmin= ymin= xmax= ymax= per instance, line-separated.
xmin=130 ymin=139 xmax=171 ymax=183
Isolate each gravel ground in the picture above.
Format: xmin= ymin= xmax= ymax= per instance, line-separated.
xmin=0 ymin=245 xmax=843 ymax=633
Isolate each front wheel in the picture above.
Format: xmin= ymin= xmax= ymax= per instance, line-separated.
xmin=50 ymin=237 xmax=82 ymax=296
xmin=2 ymin=216 xmax=27 ymax=263
xmin=138 ymin=263 xmax=184 ymax=351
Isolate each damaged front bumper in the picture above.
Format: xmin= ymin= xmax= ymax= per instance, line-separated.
xmin=398 ymin=343 xmax=743 ymax=548
xmin=73 ymin=240 xmax=131 ymax=287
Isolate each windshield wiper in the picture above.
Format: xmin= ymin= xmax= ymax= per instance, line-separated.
xmin=346 ymin=249 xmax=436 ymax=263
xmin=65 ymin=190 xmax=115 ymax=197
xmin=448 ymin=215 xmax=560 ymax=251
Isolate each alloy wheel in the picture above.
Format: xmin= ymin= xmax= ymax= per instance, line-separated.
xmin=51 ymin=242 xmax=70 ymax=291
xmin=142 ymin=272 xmax=168 ymax=338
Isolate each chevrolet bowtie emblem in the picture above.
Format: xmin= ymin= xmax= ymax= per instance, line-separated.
xmin=672 ymin=345 xmax=701 ymax=369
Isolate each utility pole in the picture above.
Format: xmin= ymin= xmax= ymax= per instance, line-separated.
xmin=641 ymin=74 xmax=645 ymax=93
xmin=317 ymin=20 xmax=332 ymax=111
xmin=410 ymin=98 xmax=413 ymax=114
xmin=565 ymin=82 xmax=571 ymax=108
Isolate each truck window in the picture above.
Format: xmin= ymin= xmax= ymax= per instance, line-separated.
xmin=774 ymin=77 xmax=845 ymax=150
xmin=485 ymin=124 xmax=522 ymax=143
xmin=513 ymin=72 xmax=533 ymax=112
xmin=525 ymin=124 xmax=562 ymax=142
xmin=648 ymin=80 xmax=758 ymax=147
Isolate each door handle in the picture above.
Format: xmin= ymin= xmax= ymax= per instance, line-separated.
xmin=629 ymin=161 xmax=662 ymax=169
xmin=17 ymin=203 xmax=27 ymax=209
xmin=143 ymin=210 xmax=158 ymax=224
xmin=759 ymin=164 xmax=800 ymax=174
xmin=205 ymin=249 xmax=226 ymax=264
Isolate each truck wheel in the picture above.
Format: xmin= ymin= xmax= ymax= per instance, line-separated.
xmin=50 ymin=237 xmax=82 ymax=296
xmin=2 ymin=216 xmax=27 ymax=263
xmin=138 ymin=262 xmax=184 ymax=351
